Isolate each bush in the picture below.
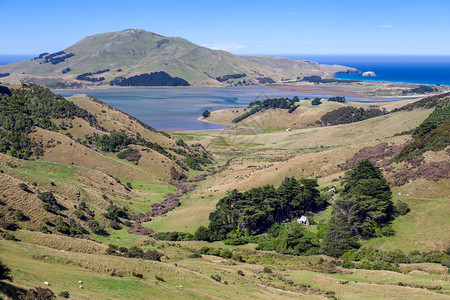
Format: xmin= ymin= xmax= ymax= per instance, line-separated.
xmin=237 ymin=270 xmax=245 ymax=276
xmin=194 ymin=225 xmax=210 ymax=241
xmin=0 ymin=260 xmax=13 ymax=281
xmin=143 ymin=250 xmax=163 ymax=261
xmin=43 ymin=203 xmax=53 ymax=212
xmin=87 ymin=220 xmax=108 ymax=235
xmin=187 ymin=253 xmax=202 ymax=258
xmin=232 ymin=253 xmax=244 ymax=262
xmin=58 ymin=291 xmax=70 ymax=298
xmin=55 ymin=218 xmax=70 ymax=234
xmin=132 ymin=271 xmax=144 ymax=279
xmin=19 ymin=183 xmax=29 ymax=191
xmin=155 ymin=275 xmax=165 ymax=282
xmin=74 ymin=210 xmax=84 ymax=219
xmin=1 ymin=232 xmax=18 ymax=241
xmin=40 ymin=226 xmax=49 ymax=234
xmin=24 ymin=287 xmax=56 ymax=300
xmin=210 ymin=274 xmax=221 ymax=282
xmin=395 ymin=200 xmax=410 ymax=216
xmin=219 ymin=249 xmax=233 ymax=259
xmin=15 ymin=210 xmax=25 ymax=221
xmin=263 ymin=266 xmax=272 ymax=273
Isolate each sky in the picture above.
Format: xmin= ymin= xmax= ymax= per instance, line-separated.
xmin=1 ymin=0 xmax=449 ymax=56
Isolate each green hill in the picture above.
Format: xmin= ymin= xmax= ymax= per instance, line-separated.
xmin=0 ymin=29 xmax=357 ymax=88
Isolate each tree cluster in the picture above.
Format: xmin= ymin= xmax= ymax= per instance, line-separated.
xmin=402 ymin=85 xmax=438 ymax=95
xmin=256 ymin=77 xmax=275 ymax=84
xmin=216 ymin=73 xmax=246 ymax=82
xmin=232 ymin=96 xmax=300 ymax=123
xmin=0 ymin=84 xmax=101 ymax=159
xmin=61 ymin=67 xmax=71 ymax=74
xmin=318 ymin=106 xmax=386 ymax=126
xmin=208 ymin=177 xmax=327 ymax=240
xmin=39 ymin=51 xmax=75 ymax=65
xmin=109 ymin=71 xmax=189 ymax=86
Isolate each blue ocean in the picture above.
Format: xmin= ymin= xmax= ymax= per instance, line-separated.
xmin=280 ymin=55 xmax=450 ymax=86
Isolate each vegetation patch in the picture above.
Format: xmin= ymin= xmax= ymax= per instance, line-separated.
xmin=110 ymin=71 xmax=189 ymax=86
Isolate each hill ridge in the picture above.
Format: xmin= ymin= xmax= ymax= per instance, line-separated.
xmin=0 ymin=29 xmax=357 ymax=88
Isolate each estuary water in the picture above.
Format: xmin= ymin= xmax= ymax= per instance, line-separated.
xmin=57 ymin=87 xmax=292 ymax=131
xmin=56 ymin=87 xmax=415 ymax=131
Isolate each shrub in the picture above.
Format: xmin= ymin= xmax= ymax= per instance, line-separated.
xmin=395 ymin=200 xmax=411 ymax=216
xmin=210 ymin=274 xmax=221 ymax=282
xmin=0 ymin=221 xmax=18 ymax=231
xmin=1 ymin=232 xmax=18 ymax=241
xmin=24 ymin=287 xmax=56 ymax=300
xmin=219 ymin=249 xmax=233 ymax=259
xmin=58 ymin=291 xmax=70 ymax=298
xmin=55 ymin=218 xmax=70 ymax=234
xmin=237 ymin=270 xmax=245 ymax=276
xmin=206 ymin=248 xmax=220 ymax=256
xmin=15 ymin=210 xmax=25 ymax=221
xmin=155 ymin=275 xmax=165 ymax=282
xmin=43 ymin=203 xmax=53 ymax=212
xmin=74 ymin=210 xmax=84 ymax=219
xmin=194 ymin=225 xmax=210 ymax=241
xmin=232 ymin=253 xmax=244 ymax=262
xmin=0 ymin=260 xmax=12 ymax=281
xmin=132 ymin=271 xmax=144 ymax=279
xmin=199 ymin=246 xmax=210 ymax=254
xmin=126 ymin=246 xmax=144 ymax=258
xmin=187 ymin=253 xmax=202 ymax=258
xmin=19 ymin=183 xmax=29 ymax=191
xmin=40 ymin=226 xmax=49 ymax=234
xmin=143 ymin=250 xmax=163 ymax=261
xmin=87 ymin=220 xmax=108 ymax=235
xmin=263 ymin=267 xmax=272 ymax=273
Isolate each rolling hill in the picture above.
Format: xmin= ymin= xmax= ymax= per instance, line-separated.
xmin=0 ymin=29 xmax=357 ymax=88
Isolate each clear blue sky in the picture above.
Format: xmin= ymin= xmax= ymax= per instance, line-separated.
xmin=1 ymin=0 xmax=449 ymax=55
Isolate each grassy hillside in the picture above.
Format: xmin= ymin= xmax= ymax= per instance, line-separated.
xmin=0 ymin=86 xmax=449 ymax=299
xmin=0 ymin=29 xmax=357 ymax=88
xmin=0 ymin=83 xmax=211 ymax=237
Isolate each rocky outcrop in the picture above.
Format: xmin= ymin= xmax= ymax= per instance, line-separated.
xmin=362 ymin=71 xmax=376 ymax=77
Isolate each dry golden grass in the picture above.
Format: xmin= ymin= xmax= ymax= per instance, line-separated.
xmin=158 ymin=108 xmax=433 ymax=233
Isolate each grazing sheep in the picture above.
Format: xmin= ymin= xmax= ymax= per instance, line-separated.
xmin=78 ymin=280 xmax=83 ymax=284
xmin=79 ymin=285 xmax=83 ymax=289
xmin=43 ymin=282 xmax=49 ymax=285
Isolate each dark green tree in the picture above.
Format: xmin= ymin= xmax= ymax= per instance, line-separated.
xmin=202 ymin=110 xmax=211 ymax=118
xmin=194 ymin=225 xmax=211 ymax=241
xmin=323 ymin=208 xmax=360 ymax=257
xmin=0 ymin=260 xmax=12 ymax=281
xmin=342 ymin=159 xmax=394 ymax=227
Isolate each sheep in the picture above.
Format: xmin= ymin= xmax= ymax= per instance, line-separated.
xmin=79 ymin=285 xmax=83 ymax=289
xmin=78 ymin=280 xmax=83 ymax=284
xmin=43 ymin=282 xmax=49 ymax=285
